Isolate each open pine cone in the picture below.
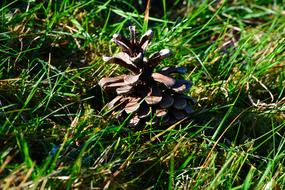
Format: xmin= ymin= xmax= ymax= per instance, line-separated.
xmin=99 ymin=26 xmax=195 ymax=127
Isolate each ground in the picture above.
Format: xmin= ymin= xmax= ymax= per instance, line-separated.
xmin=0 ymin=0 xmax=285 ymax=189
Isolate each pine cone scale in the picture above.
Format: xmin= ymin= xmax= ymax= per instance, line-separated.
xmin=124 ymin=74 xmax=141 ymax=85
xmin=152 ymin=73 xmax=176 ymax=88
xmin=139 ymin=29 xmax=153 ymax=50
xmin=145 ymin=86 xmax=162 ymax=105
xmin=159 ymin=66 xmax=187 ymax=75
xmin=159 ymin=94 xmax=174 ymax=109
xmin=107 ymin=95 xmax=123 ymax=109
xmin=124 ymin=97 xmax=141 ymax=114
xmin=137 ymin=103 xmax=151 ymax=118
xmin=116 ymin=85 xmax=133 ymax=94
xmin=103 ymin=53 xmax=139 ymax=73
xmin=173 ymin=96 xmax=187 ymax=110
xmin=99 ymin=75 xmax=125 ymax=88
xmin=112 ymin=35 xmax=132 ymax=54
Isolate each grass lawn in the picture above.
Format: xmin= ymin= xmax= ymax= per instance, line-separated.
xmin=0 ymin=0 xmax=285 ymax=189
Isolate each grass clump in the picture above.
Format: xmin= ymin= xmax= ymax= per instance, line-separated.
xmin=0 ymin=0 xmax=285 ymax=189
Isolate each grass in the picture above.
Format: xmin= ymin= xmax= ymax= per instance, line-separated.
xmin=0 ymin=0 xmax=285 ymax=189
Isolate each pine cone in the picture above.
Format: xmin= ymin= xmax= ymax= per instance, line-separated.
xmin=99 ymin=26 xmax=195 ymax=127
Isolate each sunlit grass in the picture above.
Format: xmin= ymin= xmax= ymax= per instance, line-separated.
xmin=0 ymin=0 xmax=285 ymax=189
